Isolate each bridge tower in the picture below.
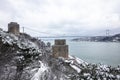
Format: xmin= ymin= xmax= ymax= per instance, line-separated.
xmin=106 ymin=29 xmax=110 ymax=36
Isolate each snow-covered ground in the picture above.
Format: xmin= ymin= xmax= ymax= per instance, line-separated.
xmin=31 ymin=61 xmax=48 ymax=80
xmin=0 ymin=28 xmax=120 ymax=80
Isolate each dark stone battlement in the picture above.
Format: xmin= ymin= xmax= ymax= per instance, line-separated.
xmin=55 ymin=39 xmax=66 ymax=45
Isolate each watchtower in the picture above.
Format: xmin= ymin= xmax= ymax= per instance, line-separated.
xmin=8 ymin=22 xmax=20 ymax=35
xmin=52 ymin=39 xmax=68 ymax=58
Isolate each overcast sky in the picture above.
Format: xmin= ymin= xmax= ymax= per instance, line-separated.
xmin=0 ymin=0 xmax=120 ymax=36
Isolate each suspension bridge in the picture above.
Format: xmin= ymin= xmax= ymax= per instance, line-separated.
xmin=21 ymin=27 xmax=110 ymax=39
xmin=21 ymin=27 xmax=82 ymax=39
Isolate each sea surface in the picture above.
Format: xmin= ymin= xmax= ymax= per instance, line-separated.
xmin=42 ymin=38 xmax=120 ymax=67
xmin=68 ymin=41 xmax=120 ymax=67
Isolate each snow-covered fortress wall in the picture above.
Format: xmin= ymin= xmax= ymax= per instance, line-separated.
xmin=8 ymin=22 xmax=20 ymax=35
xmin=52 ymin=39 xmax=68 ymax=58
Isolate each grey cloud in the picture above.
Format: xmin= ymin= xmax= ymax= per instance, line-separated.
xmin=0 ymin=0 xmax=120 ymax=36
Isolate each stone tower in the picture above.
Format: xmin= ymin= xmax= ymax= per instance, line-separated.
xmin=52 ymin=39 xmax=68 ymax=58
xmin=8 ymin=22 xmax=20 ymax=35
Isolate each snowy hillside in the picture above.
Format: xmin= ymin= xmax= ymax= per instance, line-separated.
xmin=0 ymin=28 xmax=120 ymax=80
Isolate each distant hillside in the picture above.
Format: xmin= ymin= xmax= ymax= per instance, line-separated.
xmin=72 ymin=34 xmax=120 ymax=42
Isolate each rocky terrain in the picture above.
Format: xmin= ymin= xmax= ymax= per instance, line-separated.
xmin=0 ymin=28 xmax=120 ymax=80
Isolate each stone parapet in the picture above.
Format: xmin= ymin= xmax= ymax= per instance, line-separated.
xmin=55 ymin=39 xmax=66 ymax=45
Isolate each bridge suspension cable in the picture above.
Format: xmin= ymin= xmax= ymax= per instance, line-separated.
xmin=22 ymin=27 xmax=57 ymax=36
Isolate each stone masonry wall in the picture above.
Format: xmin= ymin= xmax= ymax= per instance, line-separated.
xmin=52 ymin=39 xmax=68 ymax=58
xmin=8 ymin=22 xmax=20 ymax=35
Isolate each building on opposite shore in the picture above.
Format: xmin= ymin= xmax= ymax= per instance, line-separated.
xmin=8 ymin=22 xmax=20 ymax=35
xmin=52 ymin=39 xmax=68 ymax=58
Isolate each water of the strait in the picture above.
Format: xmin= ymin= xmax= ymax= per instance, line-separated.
xmin=42 ymin=38 xmax=120 ymax=67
